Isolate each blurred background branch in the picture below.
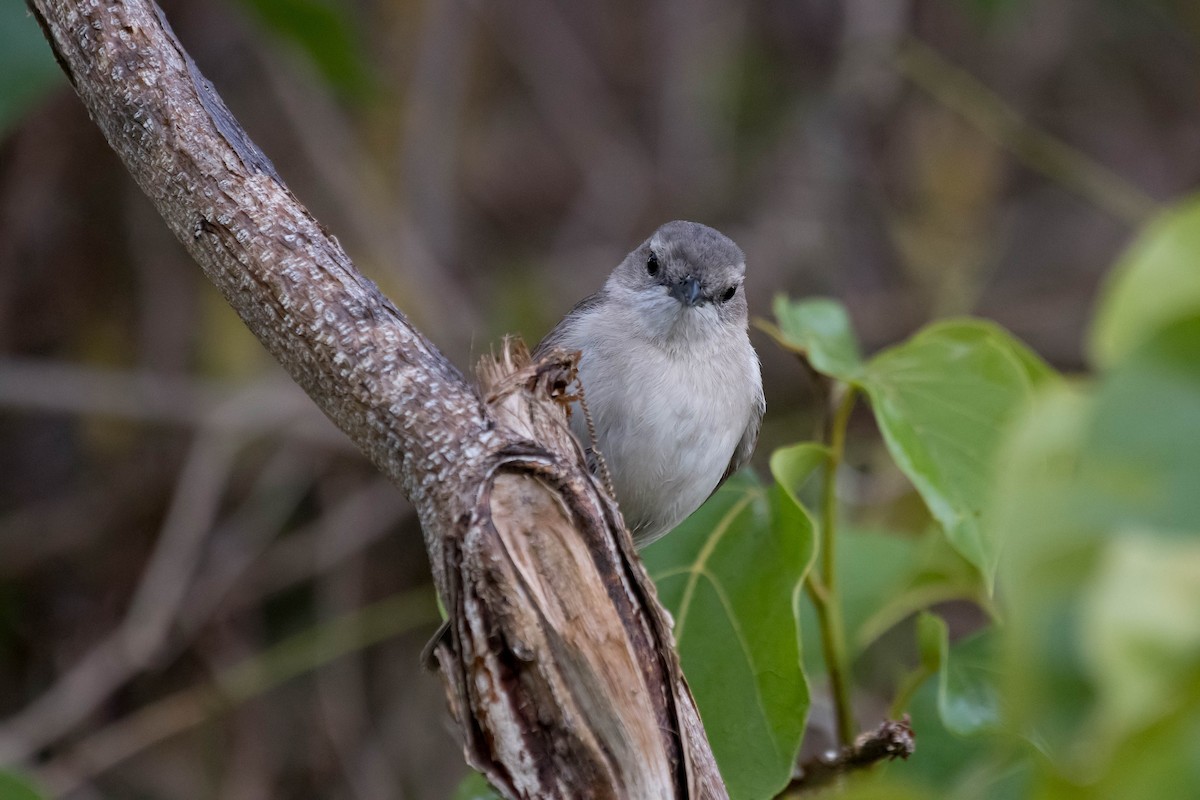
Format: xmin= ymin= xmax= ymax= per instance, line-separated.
xmin=37 ymin=587 xmax=439 ymax=796
xmin=895 ymin=37 xmax=1161 ymax=225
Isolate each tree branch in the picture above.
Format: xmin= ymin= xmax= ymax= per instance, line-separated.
xmin=783 ymin=717 xmax=915 ymax=795
xmin=23 ymin=1 xmax=726 ymax=796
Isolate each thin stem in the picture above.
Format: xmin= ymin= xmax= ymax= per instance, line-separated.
xmin=813 ymin=385 xmax=857 ymax=747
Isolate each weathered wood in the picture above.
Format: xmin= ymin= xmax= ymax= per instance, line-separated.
xmin=25 ymin=1 xmax=728 ymax=796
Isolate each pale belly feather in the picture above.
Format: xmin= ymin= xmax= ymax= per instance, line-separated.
xmin=568 ymin=329 xmax=754 ymax=543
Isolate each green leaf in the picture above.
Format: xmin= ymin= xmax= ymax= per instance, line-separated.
xmin=1079 ymin=701 xmax=1200 ymax=800
xmin=0 ymin=5 xmax=66 ymax=136
xmin=797 ymin=526 xmax=986 ymax=669
xmin=918 ymin=318 xmax=1057 ymax=387
xmin=762 ymin=296 xmax=864 ymax=380
xmin=917 ymin=611 xmax=945 ymax=672
xmin=768 ymin=442 xmax=828 ymax=508
xmin=1077 ymin=315 xmax=1200 ymax=535
xmin=1081 ymin=533 xmax=1200 ymax=749
xmin=1090 ymin=195 xmax=1200 ymax=369
xmin=644 ymin=473 xmax=814 ymax=800
xmin=889 ymin=613 xmax=1001 ymax=737
xmin=938 ymin=628 xmax=1002 ymax=737
xmin=989 ymin=384 xmax=1098 ymax=756
xmin=0 ymin=771 xmax=46 ymax=800
xmin=891 ymin=611 xmax=948 ymax=718
xmin=853 ymin=528 xmax=989 ymax=652
xmin=236 ymin=0 xmax=374 ymax=99
xmin=858 ymin=321 xmax=1033 ymax=586
xmin=452 ymin=772 xmax=501 ymax=800
xmin=837 ymin=530 xmax=920 ymax=655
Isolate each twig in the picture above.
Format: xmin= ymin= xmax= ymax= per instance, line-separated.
xmin=782 ymin=716 xmax=915 ymax=795
xmin=575 ymin=376 xmax=616 ymax=501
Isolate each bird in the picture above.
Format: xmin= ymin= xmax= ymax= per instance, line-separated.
xmin=536 ymin=220 xmax=764 ymax=547
xmin=421 ymin=220 xmax=763 ymax=670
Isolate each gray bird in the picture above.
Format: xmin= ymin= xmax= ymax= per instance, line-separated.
xmin=537 ymin=220 xmax=765 ymax=546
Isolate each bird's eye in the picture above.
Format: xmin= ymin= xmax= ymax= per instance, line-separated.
xmin=720 ymin=285 xmax=736 ymax=303
xmin=646 ymin=252 xmax=659 ymax=276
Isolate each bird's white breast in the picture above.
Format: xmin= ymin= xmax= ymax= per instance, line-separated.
xmin=561 ymin=306 xmax=759 ymax=544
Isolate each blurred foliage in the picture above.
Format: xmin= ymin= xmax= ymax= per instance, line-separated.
xmin=234 ymin=0 xmax=374 ymax=101
xmin=935 ymin=625 xmax=1002 ymax=739
xmin=2 ymin=0 xmax=373 ymax=127
xmin=1090 ymin=196 xmax=1200 ymax=368
xmin=0 ymin=770 xmax=43 ymax=800
xmin=960 ymin=0 xmax=1029 ymax=24
xmin=451 ymin=772 xmax=499 ymax=800
xmin=0 ymin=5 xmax=65 ymax=136
xmin=989 ymin=280 xmax=1200 ymax=797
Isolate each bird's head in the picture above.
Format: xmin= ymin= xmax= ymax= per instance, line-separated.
xmin=608 ymin=220 xmax=748 ymax=347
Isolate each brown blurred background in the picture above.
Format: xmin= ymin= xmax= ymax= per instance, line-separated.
xmin=0 ymin=0 xmax=1197 ymax=797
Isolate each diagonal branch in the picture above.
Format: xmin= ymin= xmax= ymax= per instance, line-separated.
xmin=22 ymin=1 xmax=726 ymax=797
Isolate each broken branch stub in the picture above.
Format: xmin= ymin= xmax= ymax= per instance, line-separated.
xmin=25 ymin=1 xmax=728 ymax=796
xmin=451 ymin=342 xmax=725 ymax=796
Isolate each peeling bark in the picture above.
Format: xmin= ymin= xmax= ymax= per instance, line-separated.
xmin=25 ymin=1 xmax=728 ymax=796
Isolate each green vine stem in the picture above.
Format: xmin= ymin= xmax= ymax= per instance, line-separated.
xmin=805 ymin=384 xmax=858 ymax=747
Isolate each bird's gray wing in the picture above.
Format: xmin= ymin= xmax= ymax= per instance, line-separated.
xmin=533 ymin=288 xmax=607 ymax=357
xmin=716 ymin=388 xmax=765 ymax=491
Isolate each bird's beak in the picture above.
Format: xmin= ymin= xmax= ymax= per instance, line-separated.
xmin=669 ymin=276 xmax=704 ymax=307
